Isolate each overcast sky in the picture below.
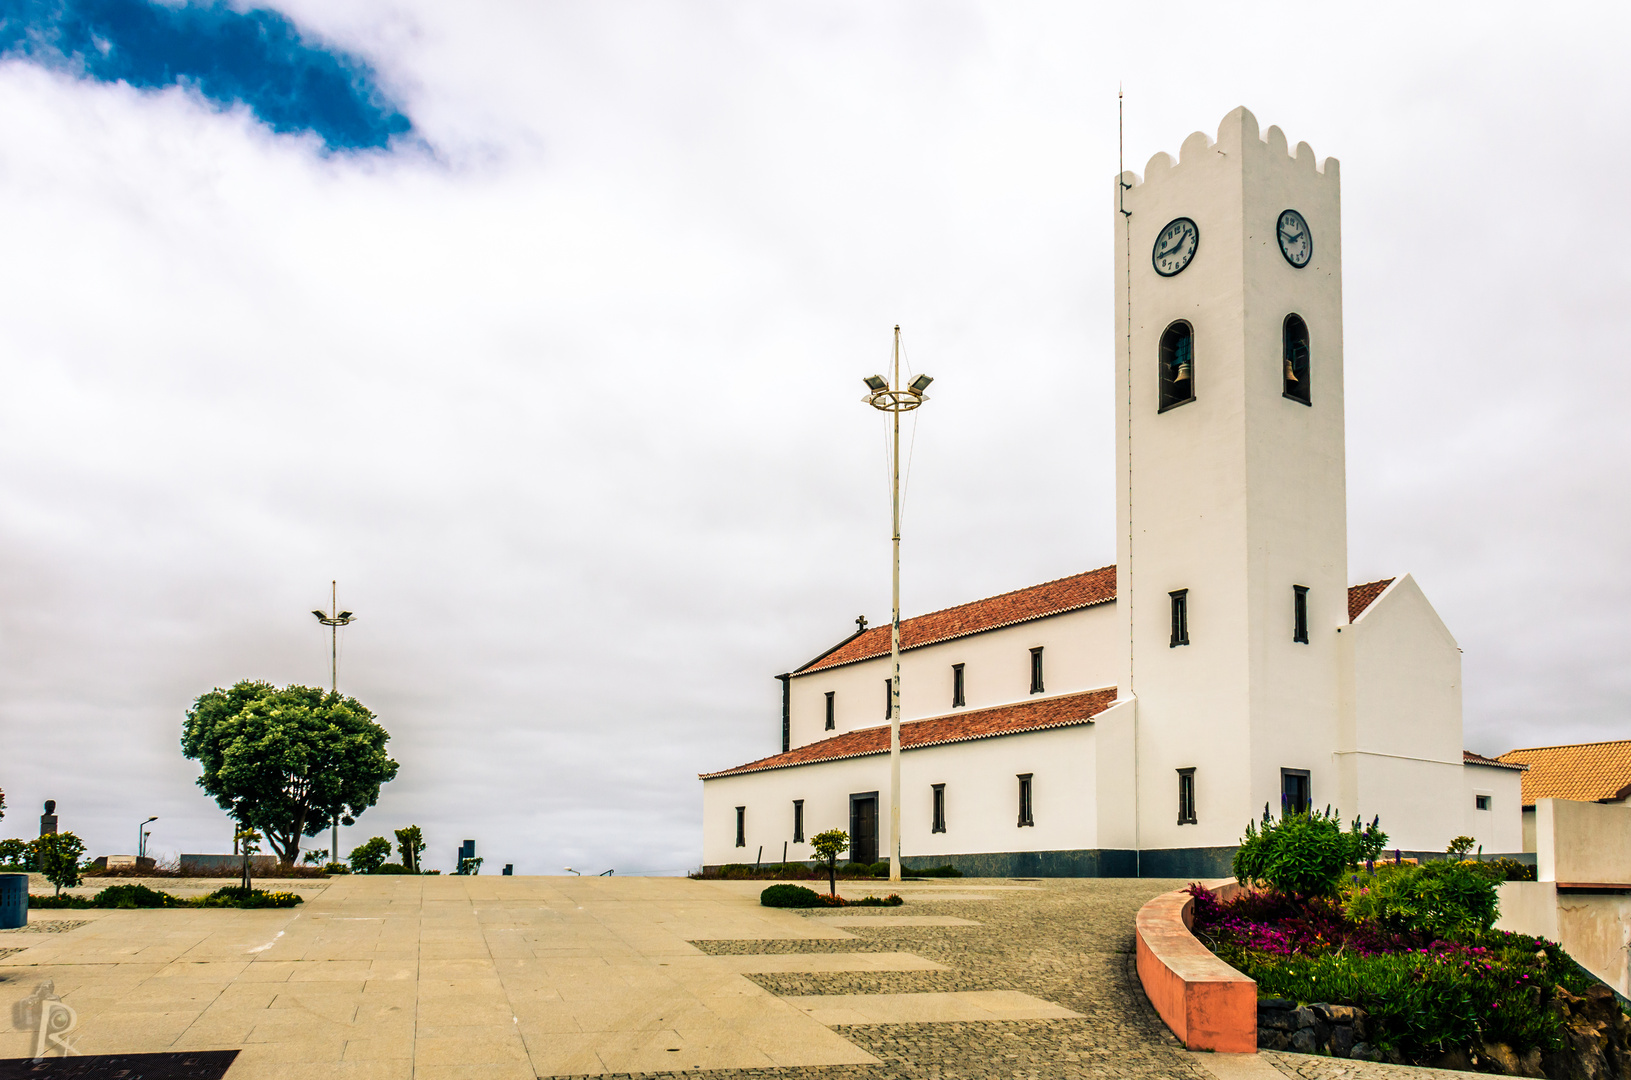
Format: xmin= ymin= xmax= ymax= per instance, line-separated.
xmin=0 ymin=1 xmax=1625 ymax=874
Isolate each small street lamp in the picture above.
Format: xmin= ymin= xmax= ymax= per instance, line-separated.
xmin=137 ymin=816 xmax=157 ymax=860
xmin=862 ymin=326 xmax=933 ymax=883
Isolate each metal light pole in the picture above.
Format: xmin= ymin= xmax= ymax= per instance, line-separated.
xmin=312 ymin=582 xmax=357 ymax=863
xmin=137 ymin=816 xmax=157 ymax=860
xmin=862 ymin=327 xmax=933 ymax=883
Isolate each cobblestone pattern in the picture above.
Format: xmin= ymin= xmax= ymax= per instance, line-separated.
xmin=665 ymin=878 xmax=1225 ymax=1080
xmin=1263 ymin=1050 xmax=1477 ymax=1080
xmin=0 ymin=919 xmax=91 ymax=934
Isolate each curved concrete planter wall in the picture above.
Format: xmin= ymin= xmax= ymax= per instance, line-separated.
xmin=1134 ymin=880 xmax=1257 ymax=1053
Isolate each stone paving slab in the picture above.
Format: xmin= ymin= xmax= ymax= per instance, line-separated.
xmin=801 ymin=915 xmax=981 ymax=927
xmin=783 ymin=989 xmax=1084 ymax=1024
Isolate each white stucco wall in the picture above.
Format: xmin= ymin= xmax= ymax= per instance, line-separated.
xmin=1115 ymin=107 xmax=1348 ymax=854
xmin=701 ymin=724 xmax=1097 ymax=869
xmin=785 ymin=602 xmax=1119 ymax=751
xmin=1535 ymin=798 xmax=1631 ymax=885
xmin=1463 ymin=764 xmax=1524 ymax=854
xmin=1337 ymin=574 xmax=1468 ymax=851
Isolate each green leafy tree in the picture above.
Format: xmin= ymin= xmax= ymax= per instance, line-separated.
xmin=394 ymin=826 xmax=425 ymax=873
xmin=0 ymin=838 xmax=29 ymax=869
xmin=182 ymin=681 xmax=399 ymax=865
xmin=1445 ymin=835 xmax=1477 ymax=859
xmin=1343 ymin=859 xmax=1502 ymax=938
xmin=301 ymin=850 xmax=327 ymax=866
xmin=349 ymin=837 xmax=392 ymax=874
xmin=456 ymin=855 xmax=483 ymax=875
xmin=32 ymin=831 xmax=86 ymax=896
xmin=809 ymin=829 xmax=849 ymax=897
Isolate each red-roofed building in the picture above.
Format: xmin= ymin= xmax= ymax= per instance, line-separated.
xmin=700 ymin=108 xmax=1523 ymax=875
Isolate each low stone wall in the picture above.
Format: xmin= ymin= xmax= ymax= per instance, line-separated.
xmin=1133 ymin=880 xmax=1257 ymax=1053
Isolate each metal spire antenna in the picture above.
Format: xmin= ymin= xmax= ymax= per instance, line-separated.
xmin=862 ymin=327 xmax=933 ymax=883
xmin=312 ymin=582 xmax=357 ymax=864
xmin=312 ymin=581 xmax=356 ymax=694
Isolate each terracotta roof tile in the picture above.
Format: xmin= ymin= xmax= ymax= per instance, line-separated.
xmin=1463 ymin=750 xmax=1527 ymax=771
xmin=798 ymin=567 xmax=1117 ymax=674
xmin=700 ymin=688 xmax=1119 ymax=779
xmin=1348 ymin=578 xmax=1395 ymax=622
xmin=1496 ymin=741 xmax=1631 ymax=807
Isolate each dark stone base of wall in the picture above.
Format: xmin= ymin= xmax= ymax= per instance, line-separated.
xmin=1135 ymin=846 xmax=1238 ymax=879
xmin=901 ymin=849 xmax=1140 ymax=878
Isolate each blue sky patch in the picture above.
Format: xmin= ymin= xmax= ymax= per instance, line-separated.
xmin=0 ymin=0 xmax=412 ymax=150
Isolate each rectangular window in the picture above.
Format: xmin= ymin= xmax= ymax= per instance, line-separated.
xmin=1293 ymin=585 xmax=1309 ymax=644
xmin=1170 ymin=590 xmax=1190 ymax=647
xmin=1475 ymin=794 xmax=1491 ymax=812
xmin=1280 ymin=769 xmax=1311 ymax=817
xmin=735 ymin=806 xmax=746 ymax=847
xmin=884 ymin=678 xmax=893 ymax=719
xmin=952 ymin=664 xmax=965 ymax=708
xmin=1177 ymin=768 xmax=1197 ymax=825
xmin=1017 ymin=774 xmax=1034 ymax=827
xmin=824 ymin=691 xmax=835 ymax=731
xmin=932 ymin=784 xmax=946 ymax=833
xmin=793 ymin=799 xmax=804 ymax=842
xmin=1029 ymin=648 xmax=1045 ymax=694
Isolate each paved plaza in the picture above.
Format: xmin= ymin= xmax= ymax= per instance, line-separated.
xmin=1 ymin=874 xmax=1466 ymax=1079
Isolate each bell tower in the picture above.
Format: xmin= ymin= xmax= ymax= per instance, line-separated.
xmin=1113 ymin=107 xmax=1348 ymax=874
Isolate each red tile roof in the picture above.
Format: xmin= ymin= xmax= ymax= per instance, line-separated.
xmin=1347 ymin=578 xmax=1395 ymax=622
xmin=700 ymin=688 xmax=1119 ymax=779
xmin=795 ymin=568 xmax=1399 ymax=673
xmin=1463 ymin=750 xmax=1527 ymax=771
xmin=797 ymin=567 xmax=1117 ymax=674
xmin=1495 ymin=741 xmax=1631 ymax=808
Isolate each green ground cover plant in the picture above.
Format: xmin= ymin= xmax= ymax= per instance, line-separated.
xmin=1196 ymin=813 xmax=1620 ymax=1067
xmin=759 ymin=884 xmax=903 ymax=908
xmin=29 ymin=885 xmax=303 ymax=909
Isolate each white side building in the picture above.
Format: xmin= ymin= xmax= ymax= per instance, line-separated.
xmin=700 ymin=107 xmax=1526 ymax=876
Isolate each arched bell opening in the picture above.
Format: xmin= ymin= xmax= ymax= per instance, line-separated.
xmin=1283 ymin=314 xmax=1311 ymax=405
xmin=1158 ymin=321 xmax=1195 ymax=412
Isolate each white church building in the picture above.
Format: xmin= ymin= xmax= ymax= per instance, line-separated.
xmin=700 ymin=107 xmax=1526 ymax=877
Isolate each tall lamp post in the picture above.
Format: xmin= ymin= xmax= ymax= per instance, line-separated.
xmin=862 ymin=326 xmax=933 ymax=884
xmin=312 ymin=581 xmax=357 ymax=863
xmin=137 ymin=816 xmax=157 ymax=860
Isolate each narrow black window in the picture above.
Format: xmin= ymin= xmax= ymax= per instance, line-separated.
xmin=1177 ymin=768 xmax=1197 ymax=825
xmin=951 ymin=663 xmax=966 ymax=708
xmin=793 ymin=800 xmax=804 ymax=842
xmin=1029 ymin=648 xmax=1045 ymax=694
xmin=1017 ymin=774 xmax=1034 ymax=827
xmin=932 ymin=784 xmax=946 ymax=833
xmin=735 ymin=806 xmax=746 ymax=847
xmin=1170 ymin=590 xmax=1189 ymax=647
xmin=1158 ymin=321 xmax=1196 ymax=411
xmin=1293 ymin=585 xmax=1309 ymax=644
xmin=1280 ymin=769 xmax=1311 ymax=816
xmin=1283 ymin=314 xmax=1310 ymax=405
xmin=884 ymin=678 xmax=892 ymax=719
xmin=824 ymin=691 xmax=835 ymax=731
xmin=1475 ymin=794 xmax=1492 ymax=812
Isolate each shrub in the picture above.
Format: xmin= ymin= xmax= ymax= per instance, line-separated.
xmin=1343 ymin=860 xmax=1501 ymax=939
xmin=912 ymin=864 xmax=963 ymax=878
xmin=1445 ymin=835 xmax=1477 ymax=859
xmin=323 ymin=863 xmax=350 ymax=874
xmin=371 ymin=863 xmax=413 ymax=874
xmin=92 ymin=884 xmax=178 ymax=908
xmin=761 ymin=884 xmax=823 ymax=908
xmin=869 ymin=861 xmax=890 ymax=877
xmin=197 ymin=887 xmax=303 ymax=909
xmin=348 ymin=837 xmax=392 ymax=874
xmin=1483 ymin=856 xmax=1535 ymax=882
xmin=1233 ymin=811 xmax=1348 ymax=898
xmin=847 ymin=894 xmax=904 ymax=907
xmin=810 ymin=829 xmax=849 ymax=896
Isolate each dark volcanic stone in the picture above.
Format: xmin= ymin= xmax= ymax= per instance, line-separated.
xmin=1258 ymin=998 xmax=1296 ymax=1011
xmin=1329 ymin=1025 xmax=1355 ymax=1058
xmin=1258 ymin=1010 xmax=1296 ymax=1032
xmin=1292 ymin=1006 xmax=1317 ymax=1030
xmin=1290 ymin=1028 xmax=1317 ymax=1053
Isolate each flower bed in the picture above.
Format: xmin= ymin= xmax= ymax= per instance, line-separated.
xmin=29 ymin=884 xmax=304 ymax=909
xmin=1188 ymin=882 xmax=1629 ymax=1073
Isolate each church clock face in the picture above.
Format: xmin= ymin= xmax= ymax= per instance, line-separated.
xmin=1277 ymin=209 xmax=1312 ymax=268
xmin=1152 ymin=217 xmax=1199 ymax=277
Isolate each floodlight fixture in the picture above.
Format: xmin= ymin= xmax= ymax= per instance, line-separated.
xmin=863 ymin=374 xmax=888 ymax=393
xmin=908 ymin=374 xmax=934 ymax=395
